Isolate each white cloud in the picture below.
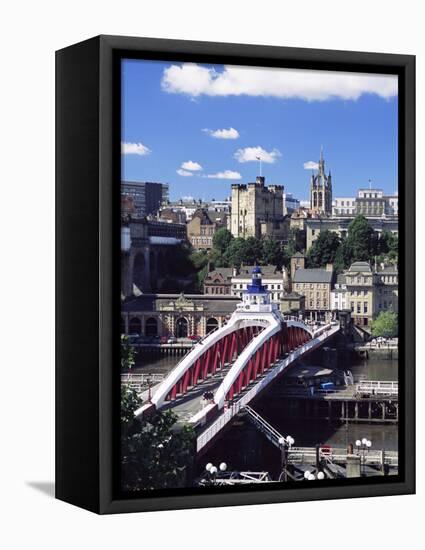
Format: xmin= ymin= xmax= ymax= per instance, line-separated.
xmin=121 ymin=142 xmax=151 ymax=156
xmin=181 ymin=160 xmax=203 ymax=171
xmin=203 ymin=127 xmax=240 ymax=139
xmin=161 ymin=63 xmax=398 ymax=101
xmin=303 ymin=161 xmax=319 ymax=170
xmin=234 ymin=146 xmax=281 ymax=164
xmin=176 ymin=169 xmax=194 ymax=177
xmin=205 ymin=170 xmax=242 ymax=180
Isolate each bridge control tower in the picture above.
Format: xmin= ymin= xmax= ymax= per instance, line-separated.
xmin=237 ymin=266 xmax=280 ymax=313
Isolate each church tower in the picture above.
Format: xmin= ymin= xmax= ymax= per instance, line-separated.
xmin=310 ymin=148 xmax=332 ymax=215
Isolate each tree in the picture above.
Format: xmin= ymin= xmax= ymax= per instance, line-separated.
xmin=262 ymin=238 xmax=283 ymax=268
xmin=121 ymin=386 xmax=195 ymax=491
xmin=121 ymin=334 xmax=136 ymax=372
xmin=223 ymin=237 xmax=247 ymax=267
xmin=371 ymin=311 xmax=398 ymax=338
xmin=333 ymin=238 xmax=351 ymax=273
xmin=212 ymin=227 xmax=233 ymax=253
xmin=242 ymin=237 xmax=263 ymax=265
xmin=345 ymin=215 xmax=376 ymax=264
xmin=307 ymin=230 xmax=341 ymax=268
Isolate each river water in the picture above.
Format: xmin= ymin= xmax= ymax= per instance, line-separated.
xmin=134 ymin=348 xmax=398 ymax=478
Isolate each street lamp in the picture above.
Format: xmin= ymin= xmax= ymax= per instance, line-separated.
xmin=355 ymin=437 xmax=372 ymax=475
xmin=278 ymin=435 xmax=294 ymax=481
xmin=304 ymin=470 xmax=325 ymax=481
xmin=205 ymin=462 xmax=227 ymax=485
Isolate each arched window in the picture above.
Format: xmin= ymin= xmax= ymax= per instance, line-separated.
xmin=176 ymin=317 xmax=188 ymax=338
xmin=145 ymin=317 xmax=158 ymax=337
xmin=129 ymin=317 xmax=142 ymax=335
xmin=313 ymin=192 xmax=317 ymax=207
xmin=206 ymin=317 xmax=219 ymax=334
xmin=318 ymin=193 xmax=323 ymax=208
xmin=120 ymin=317 xmax=126 ymax=335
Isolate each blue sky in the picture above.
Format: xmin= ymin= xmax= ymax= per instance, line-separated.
xmin=122 ymin=59 xmax=398 ymax=202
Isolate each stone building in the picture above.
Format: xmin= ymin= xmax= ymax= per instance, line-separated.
xmin=280 ymin=292 xmax=306 ymax=315
xmin=203 ymin=268 xmax=233 ymax=295
xmin=305 ymin=216 xmax=398 ymax=251
xmin=186 ymin=208 xmax=218 ymax=250
xmin=292 ymin=263 xmax=334 ymax=320
xmin=121 ymin=218 xmax=187 ymax=297
xmin=330 ymin=262 xmax=398 ymax=327
xmin=230 ymin=176 xmax=286 ymax=240
xmin=374 ymin=264 xmax=398 ymax=314
xmin=309 ymin=149 xmax=332 ymax=216
xmin=342 ymin=261 xmax=375 ymax=326
xmin=121 ymin=293 xmax=239 ymax=338
xmin=332 ymin=190 xmax=398 ymax=218
xmin=330 ymin=274 xmax=349 ymax=312
xmin=290 ymin=252 xmax=306 ymax=280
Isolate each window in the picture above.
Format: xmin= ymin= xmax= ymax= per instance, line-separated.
xmin=357 ymin=303 xmax=361 ymax=314
xmin=363 ymin=302 xmax=368 ymax=313
xmin=351 ymin=302 xmax=354 ymax=312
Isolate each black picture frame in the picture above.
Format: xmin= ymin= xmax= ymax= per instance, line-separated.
xmin=56 ymin=35 xmax=415 ymax=514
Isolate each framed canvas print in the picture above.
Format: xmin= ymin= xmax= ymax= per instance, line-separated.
xmin=56 ymin=35 xmax=415 ymax=514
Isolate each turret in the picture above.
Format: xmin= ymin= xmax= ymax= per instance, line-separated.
xmin=238 ymin=267 xmax=277 ymax=313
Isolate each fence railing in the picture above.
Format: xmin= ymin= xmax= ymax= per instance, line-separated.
xmin=121 ymin=373 xmax=165 ymax=392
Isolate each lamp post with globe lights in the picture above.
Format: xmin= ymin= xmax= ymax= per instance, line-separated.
xmin=205 ymin=461 xmax=227 ymax=485
xmin=355 ymin=437 xmax=372 ymax=475
xmin=278 ymin=435 xmax=294 ymax=482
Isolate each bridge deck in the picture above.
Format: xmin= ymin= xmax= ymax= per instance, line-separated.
xmin=161 ymin=364 xmax=232 ymax=426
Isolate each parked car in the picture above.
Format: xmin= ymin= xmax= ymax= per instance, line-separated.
xmin=167 ymin=337 xmax=177 ymax=344
xmin=160 ymin=336 xmax=168 ymax=344
xmin=189 ymin=334 xmax=201 ymax=341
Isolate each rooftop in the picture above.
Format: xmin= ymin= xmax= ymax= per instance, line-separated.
xmin=293 ymin=268 xmax=333 ymax=284
xmin=348 ymin=261 xmax=372 ymax=273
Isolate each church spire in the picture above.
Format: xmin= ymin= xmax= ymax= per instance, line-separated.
xmin=319 ymin=145 xmax=325 ymax=175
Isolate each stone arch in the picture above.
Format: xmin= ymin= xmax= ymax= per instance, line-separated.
xmin=176 ymin=317 xmax=189 ymax=338
xmin=133 ymin=252 xmax=146 ymax=292
xmin=129 ymin=317 xmax=142 ymax=335
xmin=150 ymin=250 xmax=157 ymax=291
xmin=145 ymin=317 xmax=158 ymax=337
xmin=206 ymin=317 xmax=219 ymax=334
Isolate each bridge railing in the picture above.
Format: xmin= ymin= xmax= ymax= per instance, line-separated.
xmin=357 ymin=381 xmax=398 ymax=395
xmin=287 ymin=446 xmax=398 ymax=466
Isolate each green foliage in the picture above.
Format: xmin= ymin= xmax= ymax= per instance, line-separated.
xmin=375 ymin=231 xmax=398 ymax=264
xmin=371 ymin=311 xmax=398 ymax=338
xmin=121 ymin=385 xmax=143 ymax=428
xmin=307 ymin=230 xmax=341 ymax=268
xmin=345 ymin=215 xmax=376 ymax=264
xmin=171 ymin=243 xmax=197 ymax=277
xmin=212 ymin=228 xmax=233 ymax=253
xmin=121 ymin=334 xmax=136 ymax=372
xmin=242 ymin=237 xmax=263 ymax=265
xmin=121 ymin=386 xmax=195 ymax=491
xmin=223 ymin=237 xmax=247 ymax=267
xmin=262 ymin=238 xmax=284 ymax=268
xmin=122 ymin=415 xmax=194 ymax=491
